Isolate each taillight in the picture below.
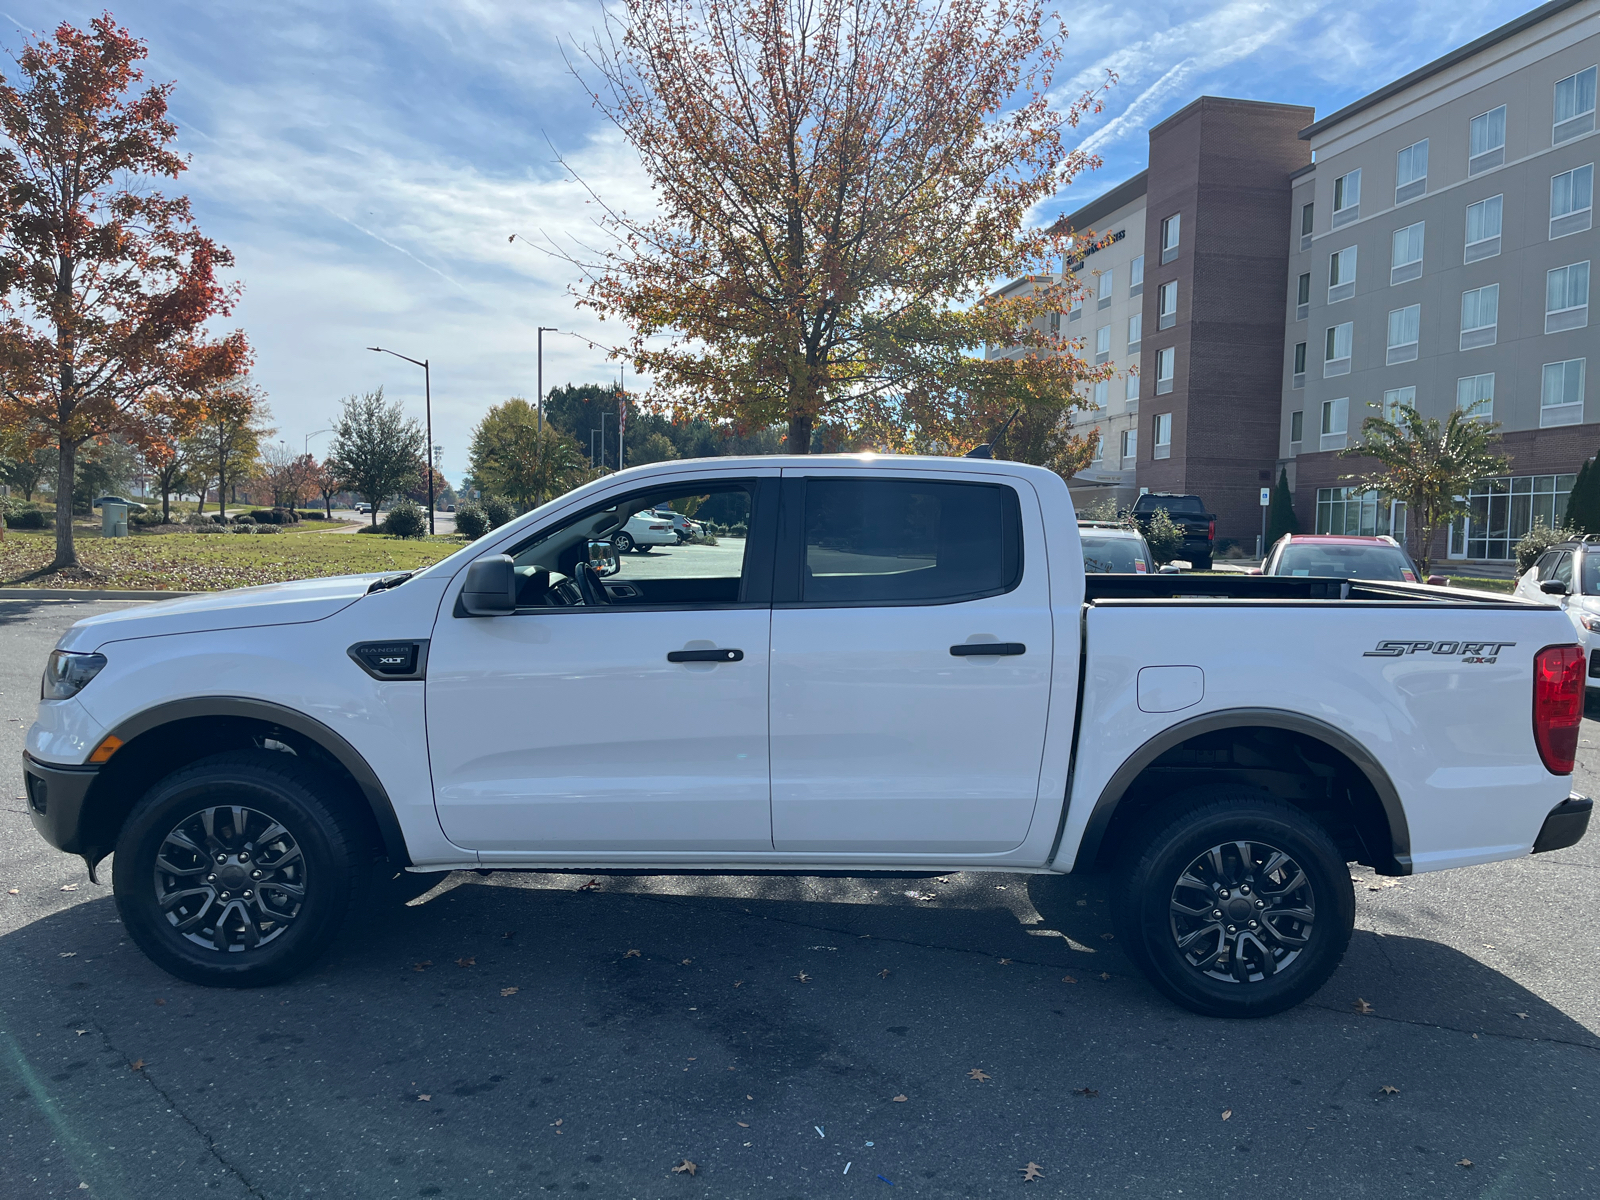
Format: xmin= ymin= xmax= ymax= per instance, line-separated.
xmin=1533 ymin=644 xmax=1585 ymax=774
xmin=1207 ymin=520 xmax=1215 ymax=542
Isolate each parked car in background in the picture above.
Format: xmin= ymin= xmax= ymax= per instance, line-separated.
xmin=92 ymin=495 xmax=147 ymax=513
xmin=611 ymin=510 xmax=677 ymax=553
xmin=1514 ymin=537 xmax=1600 ymax=691
xmin=1132 ymin=493 xmax=1214 ymax=569
xmin=1078 ymin=521 xmax=1154 ymax=574
xmin=652 ymin=509 xmax=704 ymax=542
xmin=1259 ymin=534 xmax=1443 ymax=584
xmin=355 ymin=503 xmax=375 ymax=515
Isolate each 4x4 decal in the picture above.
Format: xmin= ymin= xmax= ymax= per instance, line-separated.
xmin=1363 ymin=639 xmax=1516 ymax=663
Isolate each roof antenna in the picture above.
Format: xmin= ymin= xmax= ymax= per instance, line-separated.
xmin=965 ymin=408 xmax=1021 ymax=459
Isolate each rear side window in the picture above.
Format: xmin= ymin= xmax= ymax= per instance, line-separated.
xmin=800 ymin=479 xmax=1020 ymax=604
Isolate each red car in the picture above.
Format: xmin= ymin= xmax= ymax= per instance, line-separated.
xmin=1257 ymin=534 xmax=1447 ymax=585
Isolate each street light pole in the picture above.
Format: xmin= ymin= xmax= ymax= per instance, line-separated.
xmin=304 ymin=428 xmax=331 ymax=455
xmin=367 ymin=346 xmax=435 ymax=535
xmin=535 ymin=327 xmax=560 ymax=505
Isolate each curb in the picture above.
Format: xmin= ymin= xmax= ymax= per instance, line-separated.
xmin=0 ymin=588 xmax=199 ymax=601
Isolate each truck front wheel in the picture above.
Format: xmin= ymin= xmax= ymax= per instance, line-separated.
xmin=1114 ymin=793 xmax=1354 ymax=1018
xmin=112 ymin=751 xmax=365 ymax=988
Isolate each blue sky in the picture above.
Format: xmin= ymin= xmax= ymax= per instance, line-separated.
xmin=4 ymin=0 xmax=1542 ymax=482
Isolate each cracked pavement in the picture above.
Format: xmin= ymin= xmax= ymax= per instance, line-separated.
xmin=2 ymin=596 xmax=1598 ymax=1198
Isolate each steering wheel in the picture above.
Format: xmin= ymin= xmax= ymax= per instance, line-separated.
xmin=573 ymin=561 xmax=609 ymax=606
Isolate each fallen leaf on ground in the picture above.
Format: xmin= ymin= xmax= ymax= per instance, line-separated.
xmin=681 ymin=958 xmax=693 ymax=966
xmin=1221 ymin=1109 xmax=1232 ymax=1120
xmin=74 ymin=1030 xmax=87 ymax=1036
xmin=501 ymin=987 xmax=519 ymax=997
xmin=878 ymin=969 xmax=890 ymax=980
xmin=733 ymin=980 xmax=744 ymax=987
xmin=578 ymin=878 xmax=600 ymax=890
xmin=7 ymin=889 xmax=17 ymax=895
xmin=59 ymin=952 xmax=76 ymax=958
xmin=892 ymin=1094 xmax=908 ymax=1102
xmin=61 ymin=884 xmax=78 ymax=892
xmin=413 ymin=961 xmax=432 ymax=972
xmin=1098 ymin=972 xmax=1111 ymax=981
xmin=417 ymin=1094 xmax=431 ymax=1102
xmin=1457 ymin=1159 xmax=1473 ymax=1168
xmin=155 ymin=998 xmax=165 ymax=1005
xmin=737 ymin=1121 xmax=748 ymax=1128
xmin=624 ymin=949 xmax=640 ymax=958
xmin=903 ymin=890 xmax=936 ymax=901
xmin=1061 ymin=975 xmax=1077 ymax=984
xmin=967 ymin=1068 xmax=991 ymax=1082
xmin=554 ymin=1119 xmax=563 ymax=1126
xmin=1380 ymin=1085 xmax=1399 ymax=1095
xmin=456 ymin=957 xmax=475 ymax=968
xmin=671 ymin=1160 xmax=697 ymax=1176
xmin=1020 ymin=1162 xmax=1044 ymax=1181
xmin=998 ymin=958 xmax=1013 ymax=966
xmin=1353 ymin=998 xmax=1375 ymax=1014
xmin=794 ymin=971 xmax=811 ymax=983
xmin=1073 ymin=1087 xmax=1098 ymax=1097
xmin=746 ymin=1095 xmax=753 ymax=1100
xmin=130 ymin=1060 xmax=145 ymax=1071
xmin=1515 ymin=1012 xmax=1528 ymax=1019
xmin=1100 ymin=933 xmax=1115 ymax=941
xmin=502 ymin=931 xmax=516 ymax=939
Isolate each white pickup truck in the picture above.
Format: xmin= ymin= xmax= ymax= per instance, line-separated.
xmin=23 ymin=455 xmax=1593 ymax=1017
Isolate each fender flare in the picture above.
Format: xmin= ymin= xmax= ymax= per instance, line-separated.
xmin=100 ymin=696 xmax=412 ymax=866
xmin=1063 ymin=706 xmax=1412 ymax=875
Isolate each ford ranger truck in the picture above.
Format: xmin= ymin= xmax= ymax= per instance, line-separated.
xmin=23 ymin=456 xmax=1593 ymax=1018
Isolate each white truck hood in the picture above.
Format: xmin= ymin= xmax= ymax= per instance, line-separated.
xmin=56 ymin=574 xmax=386 ymax=651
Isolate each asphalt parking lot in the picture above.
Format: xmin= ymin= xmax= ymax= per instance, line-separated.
xmin=2 ymin=596 xmax=1597 ymax=1199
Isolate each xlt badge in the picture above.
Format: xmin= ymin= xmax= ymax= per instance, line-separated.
xmin=1363 ymin=639 xmax=1516 ymax=663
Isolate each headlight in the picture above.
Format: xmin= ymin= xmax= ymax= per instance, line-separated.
xmin=1581 ymin=613 xmax=1600 ymax=633
xmin=41 ymin=651 xmax=107 ymax=701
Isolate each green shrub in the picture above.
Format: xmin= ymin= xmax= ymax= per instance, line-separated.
xmin=380 ymin=499 xmax=427 ymax=539
xmin=728 ymin=522 xmax=749 ymax=537
xmin=1137 ymin=508 xmax=1185 ymax=565
xmin=254 ymin=523 xmax=284 ymax=534
xmin=300 ymin=509 xmax=326 ymax=520
xmin=5 ymin=506 xmax=48 ymax=530
xmin=454 ymin=501 xmax=490 ymax=540
xmin=1515 ymin=517 xmax=1573 ymax=574
xmin=481 ymin=495 xmax=515 ymax=529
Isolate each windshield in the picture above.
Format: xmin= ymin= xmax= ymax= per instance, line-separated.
xmin=1274 ymin=544 xmax=1415 ymax=581
xmin=1081 ymin=535 xmax=1150 ymax=573
xmin=1138 ymin=495 xmax=1204 ymax=514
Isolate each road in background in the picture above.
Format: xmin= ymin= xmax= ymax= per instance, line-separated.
xmin=2 ymin=596 xmax=1597 ymax=1198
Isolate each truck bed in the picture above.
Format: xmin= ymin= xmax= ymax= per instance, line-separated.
xmin=1083 ymin=575 xmax=1530 ymax=606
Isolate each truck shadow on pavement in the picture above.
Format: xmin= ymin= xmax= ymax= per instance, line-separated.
xmin=2 ymin=877 xmax=1596 ymax=1199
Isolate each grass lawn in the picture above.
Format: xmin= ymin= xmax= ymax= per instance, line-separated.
xmin=0 ymin=526 xmax=463 ymax=591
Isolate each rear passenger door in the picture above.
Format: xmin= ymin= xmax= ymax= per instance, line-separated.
xmin=767 ymin=470 xmax=1054 ymax=854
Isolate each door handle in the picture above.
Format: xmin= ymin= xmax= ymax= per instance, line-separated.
xmin=950 ymin=643 xmax=1026 ymax=657
xmin=668 ymin=648 xmax=744 ymax=663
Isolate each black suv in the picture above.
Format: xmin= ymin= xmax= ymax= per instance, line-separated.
xmin=1132 ymin=493 xmax=1215 ymax=570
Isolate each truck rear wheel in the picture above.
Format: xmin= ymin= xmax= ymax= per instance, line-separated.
xmin=112 ymin=751 xmax=365 ymax=988
xmin=1114 ymin=792 xmax=1354 ymax=1018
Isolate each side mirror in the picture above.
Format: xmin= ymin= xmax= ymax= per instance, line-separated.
xmin=1248 ymin=567 xmax=1264 ymax=576
xmin=1157 ymin=563 xmax=1182 ymax=575
xmin=460 ymin=555 xmax=516 ymax=615
xmin=587 ymin=539 xmax=620 ymax=578
xmin=1541 ymin=579 xmax=1571 ymax=597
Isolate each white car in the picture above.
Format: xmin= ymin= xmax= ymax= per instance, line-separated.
xmin=1514 ymin=537 xmax=1600 ymax=690
xmin=22 ymin=455 xmax=1590 ymax=1017
xmin=610 ymin=510 xmax=677 ymax=553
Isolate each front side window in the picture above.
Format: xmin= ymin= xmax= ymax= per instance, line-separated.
xmin=1161 ymin=213 xmax=1181 ymax=262
xmin=1457 ymin=372 xmax=1495 ymax=420
xmin=1391 ymin=221 xmax=1425 ymax=284
xmin=1387 ymin=305 xmax=1421 ymax=364
xmin=1470 ymin=105 xmax=1507 ymax=173
xmin=1155 ymin=346 xmax=1175 ymax=394
xmin=1320 ymin=397 xmax=1349 ymax=450
xmin=1460 ymin=284 xmax=1499 ymax=350
xmin=1158 ymin=280 xmax=1178 ymax=329
xmin=1333 ymin=169 xmax=1361 ymax=226
xmin=1551 ymin=164 xmax=1594 ymax=239
xmin=1541 ymin=358 xmax=1586 ymax=427
xmin=799 ymin=479 xmax=1020 ymax=606
xmin=1547 ymin=261 xmax=1591 ymax=332
xmin=1152 ymin=412 xmax=1172 ymax=459
xmin=1328 ymin=245 xmax=1357 ymax=302
xmin=1465 ymin=195 xmax=1503 ymax=261
xmin=1129 ymin=254 xmax=1145 ymax=295
xmin=509 ymin=481 xmax=758 ymax=609
xmin=1396 ymin=139 xmax=1429 ymax=202
xmin=1554 ymin=66 xmax=1598 ymax=143
xmin=1324 ymin=321 xmax=1353 ymax=375
xmin=1128 ymin=312 xmax=1143 ymax=348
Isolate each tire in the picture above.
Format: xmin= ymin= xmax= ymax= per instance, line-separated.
xmin=1113 ymin=791 xmax=1354 ymax=1018
xmin=637 ymin=543 xmax=653 ymax=553
xmin=112 ymin=751 xmax=367 ymax=988
xmin=613 ymin=532 xmax=635 ymax=554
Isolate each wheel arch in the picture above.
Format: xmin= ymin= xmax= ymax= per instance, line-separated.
xmin=1067 ymin=707 xmax=1412 ymax=877
xmin=78 ymin=697 xmax=410 ymax=873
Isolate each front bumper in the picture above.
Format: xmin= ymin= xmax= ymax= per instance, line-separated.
xmin=22 ymin=753 xmax=99 ymax=855
xmin=1533 ymin=794 xmax=1592 ymax=854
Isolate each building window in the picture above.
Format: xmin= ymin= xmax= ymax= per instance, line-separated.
xmin=1155 ymin=346 xmax=1175 ymax=395
xmin=1320 ymin=397 xmax=1349 ymax=451
xmin=1547 ymin=261 xmax=1590 ymax=333
xmin=1157 ymin=280 xmax=1178 ymax=330
xmin=1332 ymin=169 xmax=1361 ymax=227
xmin=1554 ymin=66 xmax=1597 ymax=144
xmin=1125 ymin=370 xmax=1140 ymax=403
xmin=1296 ymin=272 xmax=1311 ymax=320
xmin=1325 ymin=321 xmax=1353 ymax=376
xmin=1153 ymin=412 xmax=1172 ymax=459
xmin=1391 ymin=221 xmax=1424 ymax=285
xmin=1292 ymin=341 xmax=1307 ymax=389
xmin=1328 ymin=245 xmax=1357 ymax=303
xmin=1289 ymin=409 xmax=1304 ymax=447
xmin=1127 ymin=312 xmax=1142 ymax=350
xmin=1097 ymin=269 xmax=1114 ymax=308
xmin=1317 ymin=488 xmax=1406 ymax=538
xmin=1541 ymin=358 xmax=1586 ymax=427
xmin=1069 ymin=293 xmax=1082 ymax=322
xmin=1300 ymin=201 xmax=1315 ymax=250
xmin=1457 ymin=474 xmax=1576 ymax=560
xmin=1090 ymin=434 xmax=1103 ymax=463
xmin=1382 ymin=385 xmax=1416 ymax=421
xmin=1396 ymin=139 xmax=1428 ymax=203
xmin=1129 ymin=254 xmax=1145 ymax=297
xmin=1550 ymin=164 xmax=1594 ymax=239
xmin=1120 ymin=428 xmax=1137 ymax=463
xmin=1049 ymin=310 xmax=1061 ymax=337
xmin=1464 ymin=195 xmax=1502 ymax=262
xmin=1160 ymin=213 xmax=1181 ymax=263
xmin=1386 ymin=305 xmax=1420 ymax=364
xmin=1469 ymin=105 xmax=1507 ymax=175
xmin=1457 ymin=372 xmax=1495 ymax=420
xmin=1460 ymin=283 xmax=1499 ymax=350
xmin=1095 ymin=324 xmax=1111 ymax=364
xmin=1092 ymin=379 xmax=1109 ymax=408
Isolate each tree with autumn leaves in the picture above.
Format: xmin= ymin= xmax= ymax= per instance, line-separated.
xmin=0 ymin=16 xmax=247 ymax=571
xmin=563 ymin=0 xmax=1111 ymax=465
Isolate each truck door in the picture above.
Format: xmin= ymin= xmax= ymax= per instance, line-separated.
xmin=768 ymin=471 xmax=1054 ymax=853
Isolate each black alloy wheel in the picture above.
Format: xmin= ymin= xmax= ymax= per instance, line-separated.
xmin=113 ymin=751 xmax=365 ymax=987
xmin=1114 ymin=791 xmax=1354 ymax=1018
